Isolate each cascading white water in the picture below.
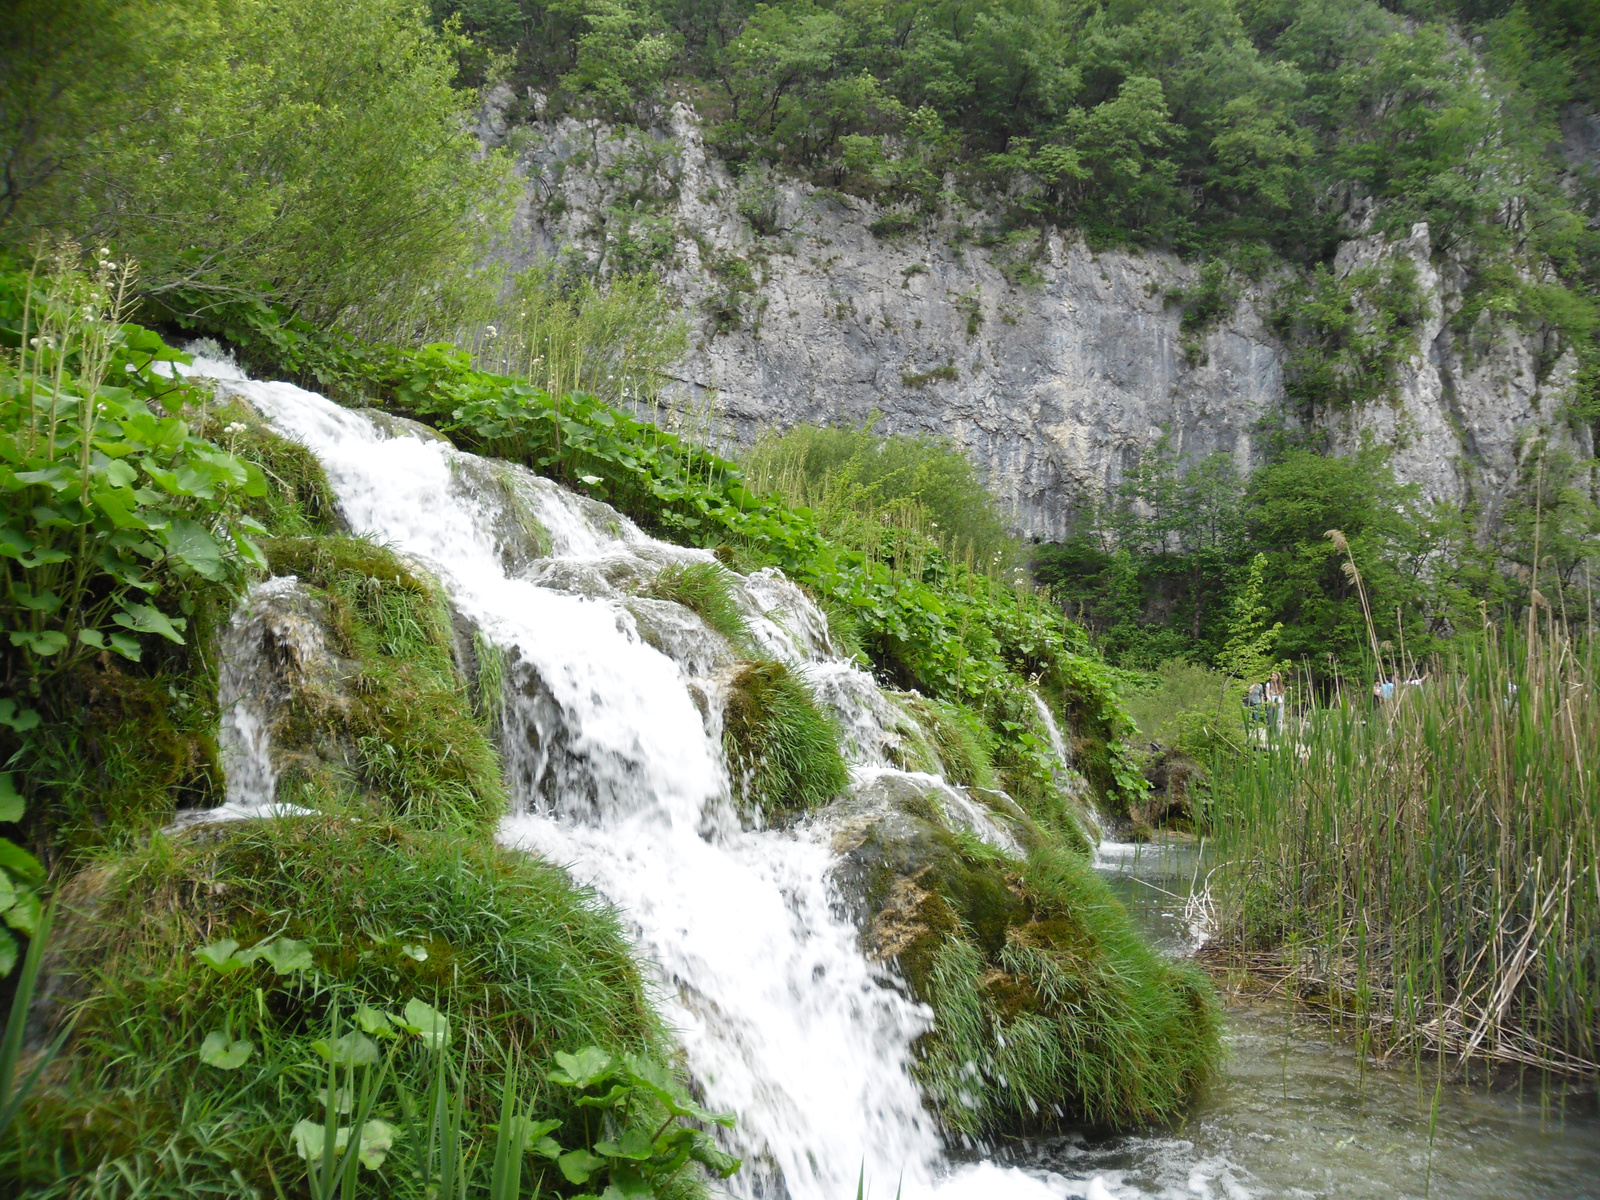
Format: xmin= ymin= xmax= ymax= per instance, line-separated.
xmin=197 ymin=358 xmax=1118 ymax=1200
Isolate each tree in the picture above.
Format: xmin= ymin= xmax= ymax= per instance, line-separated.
xmin=1215 ymin=552 xmax=1282 ymax=681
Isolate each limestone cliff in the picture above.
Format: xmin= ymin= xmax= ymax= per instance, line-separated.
xmin=485 ymin=97 xmax=1591 ymax=541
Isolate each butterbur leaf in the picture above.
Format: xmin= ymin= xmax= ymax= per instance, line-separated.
xmin=400 ymin=998 xmax=449 ymax=1049
xmin=5 ymin=890 xmax=41 ymax=936
xmin=318 ymin=1085 xmax=354 ymax=1114
xmin=107 ymin=631 xmax=142 ymax=661
xmin=574 ymin=1083 xmax=632 ymax=1109
xmin=113 ymin=602 xmax=185 ymax=644
xmin=199 ymin=1030 xmax=255 ymax=1070
xmin=0 ymin=774 xmax=23 ymax=824
xmin=193 ymin=939 xmax=246 ymax=972
xmin=0 ymin=839 xmax=45 ymax=883
xmin=310 ymin=1032 xmax=379 ymax=1066
xmin=532 ymin=1135 xmax=563 ymax=1159
xmin=354 ymin=1005 xmax=395 ymax=1038
xmin=10 ymin=629 xmax=68 ymax=656
xmin=166 ymin=518 xmax=226 ymax=581
xmin=503 ymin=1117 xmax=561 ymax=1153
xmin=688 ymin=1131 xmax=741 ymax=1178
xmin=558 ymin=1148 xmax=606 ymax=1184
xmin=625 ymin=1054 xmax=735 ymax=1126
xmin=549 ymin=1046 xmax=614 ymax=1089
xmin=291 ymin=1120 xmax=348 ymax=1161
xmin=0 ymin=700 xmax=40 ymax=733
xmin=594 ymin=1127 xmax=654 ymax=1160
xmin=358 ymin=1118 xmax=398 ymax=1169
xmin=600 ymin=1168 xmax=654 ymax=1200
xmin=261 ymin=937 xmax=313 ymax=974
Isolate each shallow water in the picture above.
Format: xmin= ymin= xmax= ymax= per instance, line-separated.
xmin=1024 ymin=838 xmax=1600 ymax=1200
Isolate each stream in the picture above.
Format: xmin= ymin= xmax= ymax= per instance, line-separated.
xmin=1033 ymin=838 xmax=1600 ymax=1199
xmin=195 ymin=357 xmax=1599 ymax=1200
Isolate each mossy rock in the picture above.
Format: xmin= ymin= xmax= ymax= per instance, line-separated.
xmin=1135 ymin=746 xmax=1203 ymax=833
xmin=722 ymin=660 xmax=848 ymax=822
xmin=15 ymin=818 xmax=672 ymax=1196
xmin=827 ymin=773 xmax=1221 ymax=1137
xmin=245 ymin=538 xmax=505 ymax=829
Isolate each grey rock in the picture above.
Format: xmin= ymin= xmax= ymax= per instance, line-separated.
xmin=485 ymin=99 xmax=1591 ymax=539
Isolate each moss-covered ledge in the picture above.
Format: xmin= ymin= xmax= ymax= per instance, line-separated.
xmin=827 ymin=774 xmax=1221 ymax=1137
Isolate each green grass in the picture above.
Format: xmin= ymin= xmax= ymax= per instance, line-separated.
xmin=638 ymin=561 xmax=750 ymax=646
xmin=742 ymin=422 xmax=1021 ymax=574
xmin=1208 ymin=624 xmax=1600 ymax=1078
xmin=9 ymin=818 xmax=672 ymax=1198
xmin=857 ymin=820 xmax=1220 ymax=1134
xmin=722 ymin=661 xmax=848 ymax=820
xmin=897 ymin=692 xmax=999 ymax=790
xmin=203 ymin=398 xmax=340 ymax=538
xmin=261 ymin=536 xmax=506 ymax=829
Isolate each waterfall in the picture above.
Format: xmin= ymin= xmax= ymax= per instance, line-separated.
xmin=199 ymin=359 xmax=1105 ymax=1200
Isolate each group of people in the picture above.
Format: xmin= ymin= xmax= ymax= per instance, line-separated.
xmin=1372 ymin=670 xmax=1428 ymax=705
xmin=1243 ymin=671 xmax=1287 ymax=735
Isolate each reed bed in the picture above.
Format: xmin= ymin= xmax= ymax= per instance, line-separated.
xmin=1207 ymin=618 xmax=1599 ymax=1081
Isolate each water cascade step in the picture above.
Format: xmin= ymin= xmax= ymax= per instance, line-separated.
xmin=198 ymin=358 xmax=1077 ymax=1200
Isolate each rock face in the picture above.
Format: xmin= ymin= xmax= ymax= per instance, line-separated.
xmin=488 ymin=97 xmax=1591 ymax=541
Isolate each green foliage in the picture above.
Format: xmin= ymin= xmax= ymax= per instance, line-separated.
xmin=8 ymin=817 xmax=675 ymax=1194
xmin=2 ymin=0 xmax=513 ymax=340
xmin=855 ymin=818 xmax=1221 ymax=1133
xmin=639 ymin=560 xmax=749 ymax=644
xmin=743 ymin=422 xmax=1020 ymax=571
xmin=1270 ymin=257 xmax=1428 ymax=410
xmin=1121 ymin=659 xmax=1248 ymax=765
xmin=1031 ymin=430 xmax=1566 ymax=679
xmin=1 ymin=254 xmax=264 ymax=685
xmin=1214 ymin=553 xmax=1282 ymax=681
xmin=722 ymin=660 xmax=848 ymax=819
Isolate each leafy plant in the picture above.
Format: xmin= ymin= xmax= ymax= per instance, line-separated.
xmin=0 ymin=249 xmax=265 ymax=685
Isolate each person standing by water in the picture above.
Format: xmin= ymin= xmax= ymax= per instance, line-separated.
xmin=1266 ymin=672 xmax=1287 ymax=737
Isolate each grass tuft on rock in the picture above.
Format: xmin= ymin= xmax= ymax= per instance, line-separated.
xmin=639 ymin=560 xmax=750 ymax=646
xmin=722 ymin=661 xmax=848 ymax=819
xmin=261 ymin=535 xmax=505 ymax=828
xmin=898 ymin=693 xmax=998 ymax=790
xmin=837 ymin=784 xmax=1220 ymax=1135
xmin=10 ymin=817 xmax=671 ymax=1196
xmin=914 ymin=845 xmax=1220 ymax=1133
xmin=204 ymin=398 xmax=340 ymax=537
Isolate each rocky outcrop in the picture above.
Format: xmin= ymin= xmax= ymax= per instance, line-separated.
xmin=486 ymin=96 xmax=1591 ymax=541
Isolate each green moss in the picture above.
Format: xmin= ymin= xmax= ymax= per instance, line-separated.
xmin=13 ymin=818 xmax=669 ymax=1196
xmin=22 ymin=660 xmax=223 ymax=858
xmin=204 ymin=399 xmax=339 ymax=536
xmin=846 ymin=795 xmax=1220 ymax=1135
xmin=982 ymin=687 xmax=1092 ymax=852
xmin=639 ymin=561 xmax=749 ymax=645
xmin=722 ymin=661 xmax=848 ymax=820
xmin=262 ymin=536 xmax=506 ymax=829
xmin=898 ymin=693 xmax=998 ymax=789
